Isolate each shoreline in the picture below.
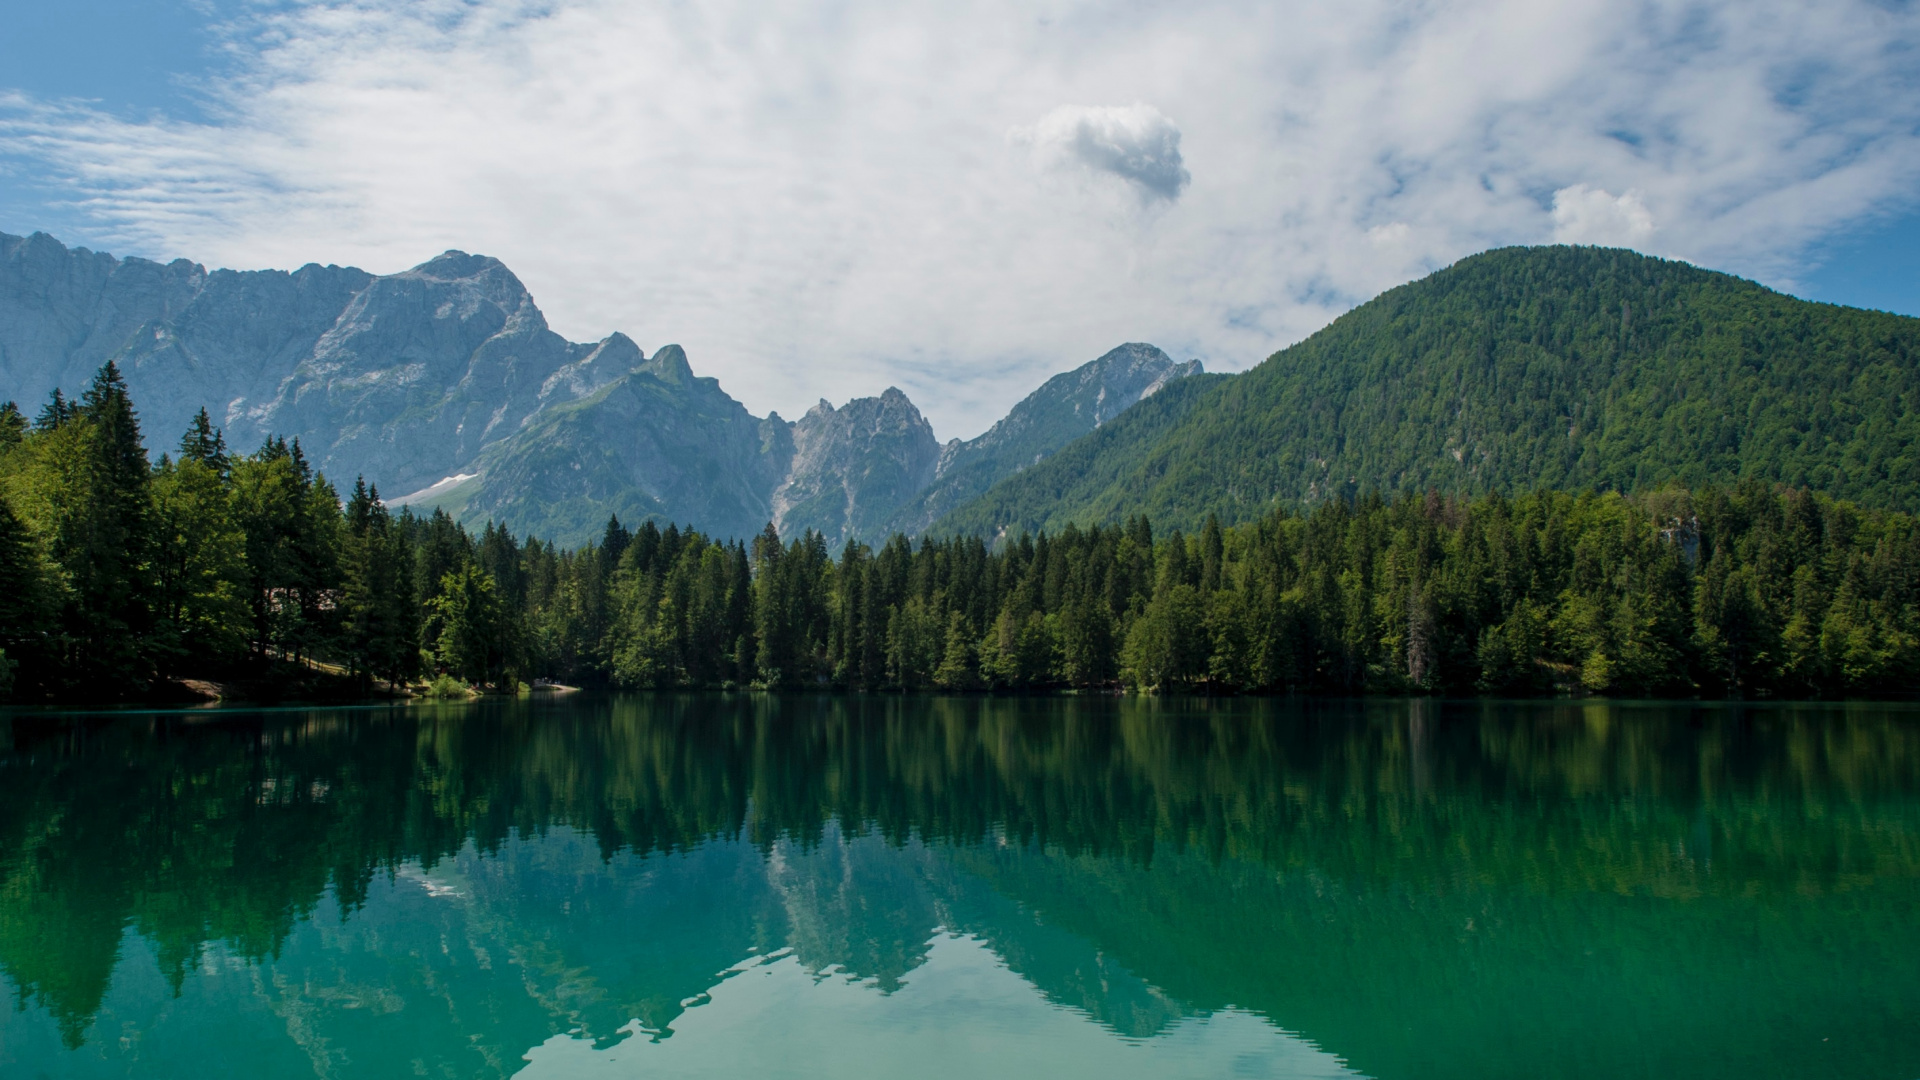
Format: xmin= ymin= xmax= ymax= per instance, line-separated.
xmin=11 ymin=687 xmax=1920 ymax=713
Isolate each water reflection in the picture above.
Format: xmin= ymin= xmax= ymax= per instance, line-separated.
xmin=1 ymin=696 xmax=1917 ymax=1079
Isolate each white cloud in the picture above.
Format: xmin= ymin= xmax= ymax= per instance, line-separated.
xmin=2 ymin=0 xmax=1918 ymax=439
xmin=1367 ymin=223 xmax=1412 ymax=247
xmin=1016 ymin=103 xmax=1191 ymax=202
xmin=1551 ymin=185 xmax=1655 ymax=245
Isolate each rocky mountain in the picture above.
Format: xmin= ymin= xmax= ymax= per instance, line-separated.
xmin=0 ymin=231 xmax=626 ymax=495
xmin=420 ymin=342 xmax=1203 ymax=547
xmin=773 ymin=389 xmax=942 ymax=546
xmin=935 ymin=245 xmax=1920 ymax=537
xmin=405 ymin=344 xmax=796 ymax=546
xmin=1 ymin=229 xmax=1201 ymax=547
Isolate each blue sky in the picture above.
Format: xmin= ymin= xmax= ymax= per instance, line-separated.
xmin=1 ymin=0 xmax=1917 ymax=437
xmin=0 ymin=1 xmax=221 ymax=118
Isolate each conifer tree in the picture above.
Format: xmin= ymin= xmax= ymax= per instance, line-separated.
xmin=0 ymin=493 xmax=50 ymax=698
xmin=35 ymin=389 xmax=70 ymax=430
xmin=178 ymin=407 xmax=229 ymax=476
xmin=0 ymin=401 xmax=25 ymax=452
xmin=151 ymin=441 xmax=249 ymax=669
xmin=231 ymin=441 xmax=308 ymax=658
xmin=55 ymin=363 xmax=157 ymax=693
xmin=430 ymin=563 xmax=515 ymax=687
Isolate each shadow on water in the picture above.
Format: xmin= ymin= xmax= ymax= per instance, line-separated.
xmin=1 ymin=695 xmax=1917 ymax=1079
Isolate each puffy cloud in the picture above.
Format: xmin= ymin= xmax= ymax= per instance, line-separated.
xmin=1552 ymin=185 xmax=1655 ymax=245
xmin=1 ymin=0 xmax=1917 ymax=438
xmin=1017 ymin=103 xmax=1190 ymax=202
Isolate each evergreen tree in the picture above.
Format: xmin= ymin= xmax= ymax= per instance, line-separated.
xmin=150 ymin=449 xmax=249 ymax=669
xmin=35 ymin=389 xmax=70 ymax=430
xmin=342 ymin=479 xmax=418 ymax=689
xmin=178 ymin=408 xmax=229 ymax=476
xmin=231 ymin=443 xmax=309 ymax=659
xmin=429 ymin=563 xmax=516 ymax=687
xmin=0 ymin=492 xmax=51 ymax=699
xmin=25 ymin=363 xmax=159 ymax=694
xmin=602 ymin=514 xmax=632 ymax=571
xmin=0 ymin=401 xmax=25 ymax=452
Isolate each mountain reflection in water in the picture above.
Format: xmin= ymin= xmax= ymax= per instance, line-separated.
xmin=1 ymin=696 xmax=1916 ymax=1079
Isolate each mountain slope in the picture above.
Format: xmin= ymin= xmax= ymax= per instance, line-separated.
xmin=935 ymin=245 xmax=1920 ymax=537
xmin=410 ymin=344 xmax=796 ymax=546
xmin=881 ymin=343 xmax=1201 ymax=537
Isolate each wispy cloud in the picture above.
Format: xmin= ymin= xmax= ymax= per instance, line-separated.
xmin=2 ymin=0 xmax=1917 ymax=437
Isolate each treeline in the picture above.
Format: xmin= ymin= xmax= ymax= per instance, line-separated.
xmin=584 ymin=481 xmax=1920 ymax=698
xmin=0 ymin=364 xmax=482 ymax=700
xmin=6 ymin=365 xmax=1920 ymax=700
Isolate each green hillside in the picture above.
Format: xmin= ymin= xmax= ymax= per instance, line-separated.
xmin=934 ymin=246 xmax=1920 ymax=536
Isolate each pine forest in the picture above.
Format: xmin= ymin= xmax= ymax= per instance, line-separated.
xmin=6 ymin=363 xmax=1920 ymax=702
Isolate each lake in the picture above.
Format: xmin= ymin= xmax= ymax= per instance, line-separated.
xmin=1 ymin=695 xmax=1916 ymax=1079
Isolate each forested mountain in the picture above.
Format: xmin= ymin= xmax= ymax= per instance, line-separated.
xmin=937 ymin=246 xmax=1920 ymax=537
xmin=1 ymin=230 xmax=1200 ymax=547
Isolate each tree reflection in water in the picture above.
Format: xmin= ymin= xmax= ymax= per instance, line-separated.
xmin=1 ymin=696 xmax=1916 ymax=1079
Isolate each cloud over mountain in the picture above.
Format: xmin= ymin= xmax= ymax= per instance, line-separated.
xmin=1552 ymin=186 xmax=1656 ymax=246
xmin=1 ymin=0 xmax=1916 ymax=438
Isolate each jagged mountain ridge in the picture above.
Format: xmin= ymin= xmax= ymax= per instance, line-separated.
xmin=427 ymin=344 xmax=799 ymax=546
xmin=0 ymin=231 xmax=626 ymax=494
xmin=414 ymin=343 xmax=1202 ymax=546
xmin=774 ymin=389 xmax=942 ymax=546
xmin=0 ymin=229 xmax=1201 ymax=547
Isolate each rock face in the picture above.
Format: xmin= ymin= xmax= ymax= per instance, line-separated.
xmin=773 ymin=389 xmax=942 ymax=547
xmin=1 ymin=230 xmax=1200 ymax=546
xmin=431 ymin=345 xmax=798 ymax=547
xmin=0 ymin=231 xmax=637 ymax=494
xmin=236 ymin=250 xmax=583 ymax=494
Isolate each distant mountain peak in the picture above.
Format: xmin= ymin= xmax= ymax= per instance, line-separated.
xmin=772 ymin=385 xmax=942 ymax=545
xmin=409 ymin=250 xmax=512 ymax=280
xmin=642 ymin=343 xmax=695 ymax=384
xmin=538 ymin=332 xmax=642 ymax=406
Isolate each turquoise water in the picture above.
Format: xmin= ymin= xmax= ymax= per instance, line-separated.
xmin=1 ymin=695 xmax=1916 ymax=1079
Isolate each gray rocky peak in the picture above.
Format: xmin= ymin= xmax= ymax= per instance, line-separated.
xmin=642 ymin=344 xmax=695 ymax=385
xmin=454 ymin=343 xmax=789 ymax=545
xmin=539 ymin=332 xmax=644 ymax=406
xmin=0 ymin=230 xmax=595 ymax=495
xmin=772 ymin=386 xmax=942 ymax=547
